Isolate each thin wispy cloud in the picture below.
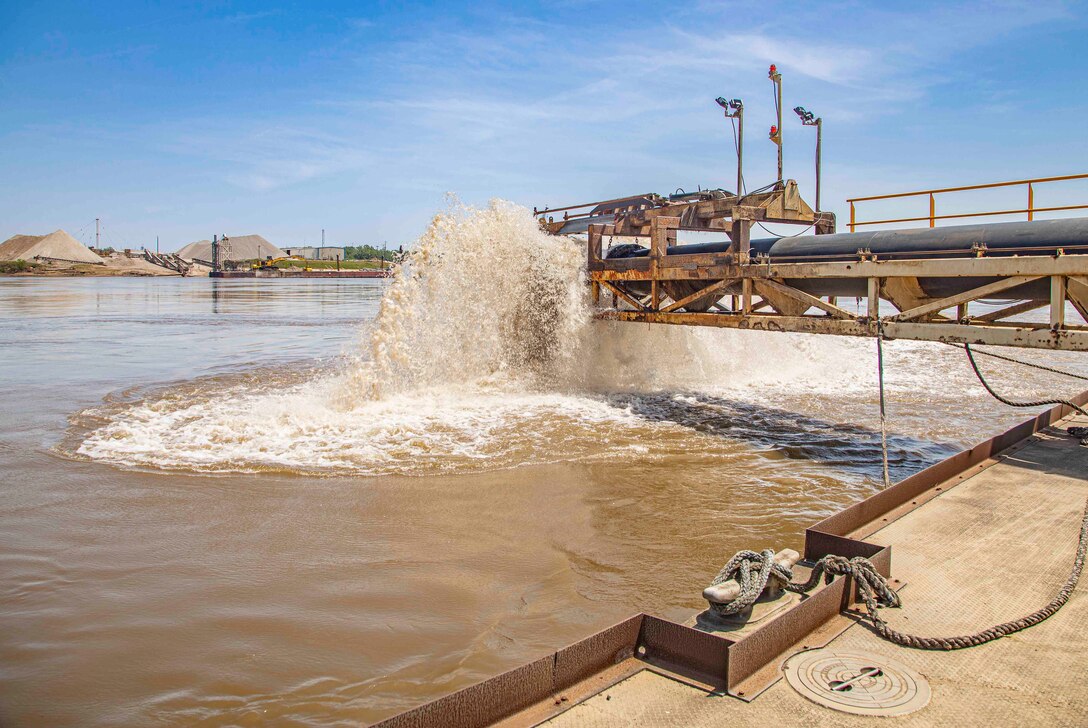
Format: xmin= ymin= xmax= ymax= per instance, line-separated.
xmin=107 ymin=1 xmax=1084 ymax=216
xmin=165 ymin=123 xmax=372 ymax=192
xmin=223 ymin=10 xmax=282 ymax=24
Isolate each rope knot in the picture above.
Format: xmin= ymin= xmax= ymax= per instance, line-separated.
xmin=704 ymin=548 xmax=798 ymax=617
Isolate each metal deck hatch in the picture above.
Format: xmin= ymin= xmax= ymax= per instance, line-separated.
xmin=783 ymin=649 xmax=931 ymax=717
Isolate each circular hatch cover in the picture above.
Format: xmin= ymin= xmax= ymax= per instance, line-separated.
xmin=783 ymin=649 xmax=931 ymax=717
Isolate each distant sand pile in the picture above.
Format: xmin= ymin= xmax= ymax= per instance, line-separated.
xmin=176 ymin=235 xmax=284 ymax=262
xmin=0 ymin=230 xmax=103 ymax=264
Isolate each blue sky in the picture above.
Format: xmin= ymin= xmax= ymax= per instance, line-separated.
xmin=1 ymin=1 xmax=1086 ymax=250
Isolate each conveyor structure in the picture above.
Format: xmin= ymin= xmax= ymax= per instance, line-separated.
xmin=538 ymin=180 xmax=1088 ymax=351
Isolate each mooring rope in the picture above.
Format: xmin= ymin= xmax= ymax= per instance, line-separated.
xmin=840 ymin=496 xmax=1088 ymax=649
xmin=709 ymin=499 xmax=1088 ymax=650
xmin=707 ymin=549 xmax=793 ymax=617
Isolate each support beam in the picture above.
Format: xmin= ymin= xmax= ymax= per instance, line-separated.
xmin=974 ymin=299 xmax=1047 ymax=323
xmin=754 ymin=280 xmax=811 ymax=316
xmin=594 ymin=253 xmax=1088 ymax=283
xmin=598 ymin=280 xmax=647 ymax=312
xmin=891 ymin=275 xmax=1041 ymax=322
xmin=661 ymin=278 xmax=736 ymax=313
xmin=588 ymin=224 xmax=603 ymax=263
xmin=1067 ymin=277 xmax=1088 ymax=324
xmin=731 ymin=218 xmax=751 ymax=264
xmin=756 ymin=278 xmax=857 ymax=319
xmin=594 ymin=309 xmax=1088 ymax=351
xmin=649 ymin=217 xmax=677 ymax=310
xmin=882 ymin=321 xmax=1082 ymax=350
xmin=1052 ymin=276 xmax=1067 ymax=329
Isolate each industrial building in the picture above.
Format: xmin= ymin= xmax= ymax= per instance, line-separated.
xmin=283 ymin=246 xmax=346 ymax=261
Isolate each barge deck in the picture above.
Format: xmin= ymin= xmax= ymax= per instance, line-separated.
xmin=378 ymin=397 xmax=1088 ymax=727
xmin=544 ymin=410 xmax=1088 ymax=726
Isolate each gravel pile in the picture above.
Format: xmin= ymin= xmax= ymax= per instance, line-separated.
xmin=0 ymin=230 xmax=103 ymax=264
xmin=176 ymin=235 xmax=284 ymax=262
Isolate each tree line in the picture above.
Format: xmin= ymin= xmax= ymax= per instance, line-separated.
xmin=343 ymin=245 xmax=398 ymax=262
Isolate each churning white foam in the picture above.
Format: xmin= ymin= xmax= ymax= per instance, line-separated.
xmin=76 ymin=200 xmax=683 ymax=475
xmin=75 ymin=372 xmax=680 ymax=475
xmin=74 ymin=199 xmax=1077 ymax=476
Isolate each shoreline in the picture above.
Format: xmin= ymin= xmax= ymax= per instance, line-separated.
xmin=0 ymin=263 xmax=185 ymax=277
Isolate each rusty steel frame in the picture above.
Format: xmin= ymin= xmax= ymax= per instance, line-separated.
xmin=586 ymin=214 xmax=1088 ymax=352
xmin=536 ymin=180 xmax=833 ymax=237
xmin=534 ymin=193 xmax=664 ymax=224
xmin=375 ymin=394 xmax=1088 ymax=728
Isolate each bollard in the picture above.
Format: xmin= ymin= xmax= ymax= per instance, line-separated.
xmin=702 ymin=549 xmax=801 ymax=622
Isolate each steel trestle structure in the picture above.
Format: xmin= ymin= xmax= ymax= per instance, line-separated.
xmin=565 ymin=180 xmax=1088 ymax=352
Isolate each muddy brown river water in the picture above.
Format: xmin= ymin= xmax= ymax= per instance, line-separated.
xmin=2 ymin=265 xmax=1086 ymax=724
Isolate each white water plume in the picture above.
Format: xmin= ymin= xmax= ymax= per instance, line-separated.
xmin=349 ymin=199 xmax=590 ymax=400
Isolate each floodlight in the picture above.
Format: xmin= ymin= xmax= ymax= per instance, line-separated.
xmin=794 ymin=106 xmax=815 ymax=124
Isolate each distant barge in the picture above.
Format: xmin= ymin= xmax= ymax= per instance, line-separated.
xmin=210 ymin=268 xmax=390 ymax=279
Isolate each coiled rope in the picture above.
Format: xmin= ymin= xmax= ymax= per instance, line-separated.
xmin=707 ymin=549 xmax=794 ymax=617
xmin=709 ymin=501 xmax=1088 ymax=650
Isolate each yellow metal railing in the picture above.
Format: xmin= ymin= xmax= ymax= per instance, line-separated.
xmin=847 ymin=173 xmax=1088 ymax=232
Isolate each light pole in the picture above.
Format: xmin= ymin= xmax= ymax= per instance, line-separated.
xmin=715 ymin=97 xmax=744 ymax=196
xmin=794 ymin=106 xmax=823 ymax=212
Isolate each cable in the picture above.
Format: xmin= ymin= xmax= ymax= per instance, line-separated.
xmin=963 ymin=343 xmax=1088 ymax=417
xmin=946 ymin=342 xmax=1088 ymax=382
xmin=876 ymin=322 xmax=891 ymax=488
xmin=761 ymin=218 xmax=813 ymax=238
xmin=737 ymin=180 xmax=781 ymax=204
